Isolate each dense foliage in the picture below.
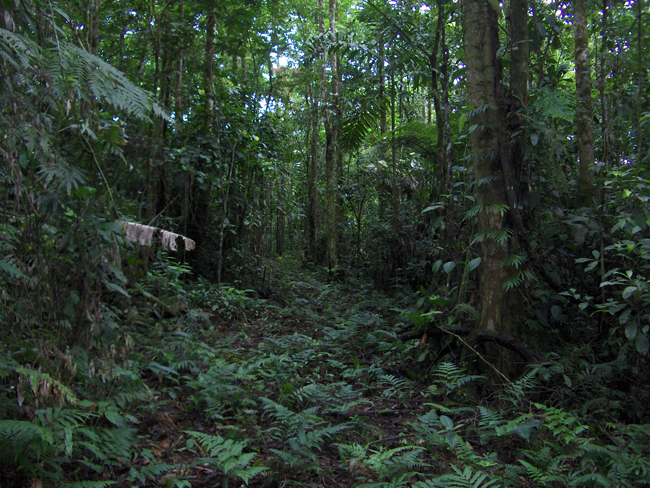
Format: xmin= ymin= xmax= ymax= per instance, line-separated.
xmin=1 ymin=0 xmax=649 ymax=486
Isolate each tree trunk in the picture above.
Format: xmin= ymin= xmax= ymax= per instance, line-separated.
xmin=573 ymin=0 xmax=595 ymax=206
xmin=379 ymin=34 xmax=387 ymax=134
xmin=432 ymin=0 xmax=445 ymax=199
xmin=205 ymin=8 xmax=217 ymax=129
xmin=599 ymin=0 xmax=609 ymax=168
xmin=390 ymin=45 xmax=398 ymax=237
xmin=89 ymin=0 xmax=99 ymax=56
xmin=175 ymin=3 xmax=185 ymax=135
xmin=307 ymin=88 xmax=321 ymax=261
xmin=509 ymin=0 xmax=529 ymax=193
xmin=327 ymin=0 xmax=339 ymax=269
xmin=636 ymin=0 xmax=644 ymax=163
xmin=462 ymin=0 xmax=512 ymax=335
xmin=318 ymin=0 xmax=339 ymax=269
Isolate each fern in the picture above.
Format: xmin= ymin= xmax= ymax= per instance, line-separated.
xmin=377 ymin=374 xmax=412 ymax=398
xmin=503 ymin=270 xmax=537 ymax=291
xmin=502 ymin=254 xmax=525 ymax=269
xmin=475 ymin=175 xmax=497 ymax=187
xmin=340 ymin=93 xmax=389 ymax=151
xmin=465 ymin=205 xmax=484 ymax=221
xmin=39 ymin=160 xmax=88 ymax=195
xmin=431 ymin=362 xmax=484 ymax=396
xmin=361 ymin=445 xmax=427 ymax=480
xmin=414 ymin=465 xmax=502 ymax=488
xmin=518 ymin=447 xmax=570 ymax=484
xmin=261 ymin=396 xmax=349 ymax=471
xmin=185 ymin=430 xmax=267 ymax=484
xmin=54 ymin=42 xmax=167 ymax=122
xmin=62 ymin=482 xmax=117 ymax=488
xmin=532 ymin=88 xmax=575 ymax=123
xmin=502 ymin=366 xmax=540 ymax=403
xmin=0 ymin=28 xmax=40 ymax=72
xmin=533 ymin=403 xmax=590 ymax=444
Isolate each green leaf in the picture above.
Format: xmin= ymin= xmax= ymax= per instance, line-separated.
xmin=105 ymin=408 xmax=123 ymax=427
xmin=422 ymin=203 xmax=444 ymax=213
xmin=443 ymin=261 xmax=456 ymax=274
xmin=608 ymin=303 xmax=626 ymax=315
xmin=619 ymin=309 xmax=632 ymax=325
xmin=487 ymin=0 xmax=502 ymax=15
xmin=467 ymin=257 xmax=481 ymax=272
xmin=105 ymin=282 xmax=130 ymax=298
xmin=635 ymin=333 xmax=649 ymax=355
xmin=0 ymin=260 xmax=28 ymax=279
xmin=622 ymin=286 xmax=637 ymax=299
xmin=551 ymin=305 xmax=562 ymax=321
xmin=626 ymin=321 xmax=638 ymax=341
xmin=440 ymin=415 xmax=454 ymax=430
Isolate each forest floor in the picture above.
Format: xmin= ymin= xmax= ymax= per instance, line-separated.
xmin=140 ymin=255 xmax=457 ymax=487
xmin=5 ymin=253 xmax=648 ymax=487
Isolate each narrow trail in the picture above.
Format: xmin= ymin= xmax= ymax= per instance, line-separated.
xmin=143 ymin=256 xmax=446 ymax=487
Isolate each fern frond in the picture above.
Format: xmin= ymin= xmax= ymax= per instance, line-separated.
xmin=61 ymin=482 xmax=117 ymax=488
xmin=52 ymin=42 xmax=168 ymax=122
xmin=414 ymin=464 xmax=502 ymax=488
xmin=185 ymin=430 xmax=266 ymax=482
xmin=0 ymin=28 xmax=41 ymax=71
xmin=533 ymin=403 xmax=590 ymax=444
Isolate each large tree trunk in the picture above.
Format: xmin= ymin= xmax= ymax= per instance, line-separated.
xmin=599 ymin=0 xmax=610 ymax=168
xmin=378 ymin=34 xmax=387 ymax=134
xmin=175 ymin=3 xmax=185 ymax=136
xmin=574 ymin=0 xmax=595 ymax=206
xmin=307 ymin=88 xmax=321 ymax=262
xmin=509 ymin=0 xmax=529 ymax=194
xmin=319 ymin=0 xmax=339 ymax=269
xmin=205 ymin=9 xmax=217 ymax=129
xmin=89 ymin=0 xmax=99 ymax=56
xmin=462 ymin=0 xmax=512 ymax=335
xmin=636 ymin=0 xmax=644 ymax=164
xmin=432 ymin=0 xmax=445 ymax=199
xmin=390 ymin=45 xmax=398 ymax=237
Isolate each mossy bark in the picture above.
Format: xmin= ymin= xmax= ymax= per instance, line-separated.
xmin=462 ymin=0 xmax=512 ymax=336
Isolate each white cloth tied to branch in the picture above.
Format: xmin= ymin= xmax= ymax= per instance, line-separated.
xmin=120 ymin=221 xmax=196 ymax=251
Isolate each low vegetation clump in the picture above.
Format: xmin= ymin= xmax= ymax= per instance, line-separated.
xmin=1 ymin=255 xmax=649 ymax=487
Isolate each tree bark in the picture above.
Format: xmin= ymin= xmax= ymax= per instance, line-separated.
xmin=89 ymin=0 xmax=99 ymax=56
xmin=390 ymin=44 xmax=398 ymax=237
xmin=379 ymin=34 xmax=387 ymax=134
xmin=599 ymin=0 xmax=609 ymax=168
xmin=306 ymin=88 xmax=321 ymax=262
xmin=175 ymin=3 xmax=185 ymax=135
xmin=573 ymin=0 xmax=595 ymax=206
xmin=462 ymin=0 xmax=511 ymax=335
xmin=508 ymin=0 xmax=529 ymax=193
xmin=205 ymin=8 xmax=217 ymax=129
xmin=318 ymin=0 xmax=339 ymax=269
xmin=432 ymin=0 xmax=445 ymax=199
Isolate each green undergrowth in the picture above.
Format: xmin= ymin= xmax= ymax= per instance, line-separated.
xmin=1 ymin=255 xmax=650 ymax=487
